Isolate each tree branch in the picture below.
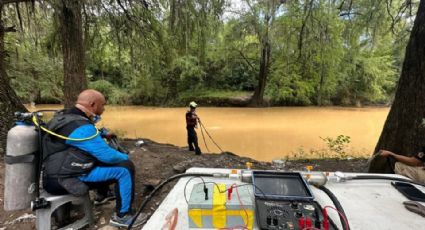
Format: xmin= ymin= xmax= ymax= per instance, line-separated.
xmin=386 ymin=0 xmax=413 ymax=35
xmin=15 ymin=2 xmax=23 ymax=30
xmin=298 ymin=0 xmax=314 ymax=60
xmin=234 ymin=47 xmax=257 ymax=72
xmin=0 ymin=18 xmax=16 ymax=33
xmin=339 ymin=12 xmax=362 ymax=17
xmin=116 ymin=0 xmax=134 ymax=22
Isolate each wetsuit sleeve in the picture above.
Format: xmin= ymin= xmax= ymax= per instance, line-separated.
xmin=66 ymin=124 xmax=129 ymax=164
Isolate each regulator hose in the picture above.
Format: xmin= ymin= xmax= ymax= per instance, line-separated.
xmin=32 ymin=115 xmax=100 ymax=141
xmin=128 ymin=172 xmax=217 ymax=230
xmin=317 ymin=185 xmax=350 ymax=230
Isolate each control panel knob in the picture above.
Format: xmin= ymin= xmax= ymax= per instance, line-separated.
xmin=296 ymin=211 xmax=303 ymax=218
xmin=290 ymin=202 xmax=298 ymax=209
xmin=266 ymin=216 xmax=271 ymax=225
xmin=272 ymin=218 xmax=278 ymax=226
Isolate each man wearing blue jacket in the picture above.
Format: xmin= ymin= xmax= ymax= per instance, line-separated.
xmin=42 ymin=89 xmax=144 ymax=228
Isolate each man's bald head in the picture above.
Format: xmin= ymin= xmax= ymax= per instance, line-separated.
xmin=75 ymin=89 xmax=106 ymax=117
xmin=77 ymin=89 xmax=105 ymax=104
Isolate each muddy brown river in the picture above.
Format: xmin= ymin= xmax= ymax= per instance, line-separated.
xmin=31 ymin=105 xmax=389 ymax=161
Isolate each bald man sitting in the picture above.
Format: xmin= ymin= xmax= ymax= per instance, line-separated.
xmin=42 ymin=89 xmax=145 ymax=228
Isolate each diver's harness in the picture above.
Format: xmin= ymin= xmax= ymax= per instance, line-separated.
xmin=41 ymin=111 xmax=99 ymax=177
xmin=14 ymin=110 xmax=104 ymax=210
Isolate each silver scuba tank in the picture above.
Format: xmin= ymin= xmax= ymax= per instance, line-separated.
xmin=4 ymin=120 xmax=38 ymax=211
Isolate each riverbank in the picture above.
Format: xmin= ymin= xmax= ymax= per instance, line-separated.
xmin=28 ymin=88 xmax=392 ymax=107
xmin=0 ymin=139 xmax=368 ymax=229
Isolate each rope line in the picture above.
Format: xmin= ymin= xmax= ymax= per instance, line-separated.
xmin=198 ymin=120 xmax=224 ymax=153
xmin=199 ymin=122 xmax=211 ymax=152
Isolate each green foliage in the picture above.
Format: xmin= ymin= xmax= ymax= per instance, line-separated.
xmin=171 ymin=55 xmax=205 ymax=91
xmin=129 ymin=73 xmax=165 ymax=105
xmin=8 ymin=45 xmax=63 ymax=104
xmin=2 ymin=0 xmax=417 ymax=106
xmin=286 ymin=134 xmax=354 ymax=160
xmin=320 ymin=135 xmax=351 ymax=158
xmin=267 ymin=64 xmax=316 ymax=105
xmin=89 ymin=80 xmax=116 ymax=97
xmin=89 ymin=80 xmax=131 ymax=105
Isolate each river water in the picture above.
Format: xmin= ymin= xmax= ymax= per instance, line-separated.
xmin=32 ymin=105 xmax=389 ymax=161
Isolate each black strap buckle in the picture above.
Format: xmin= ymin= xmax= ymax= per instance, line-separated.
xmin=5 ymin=151 xmax=37 ymax=164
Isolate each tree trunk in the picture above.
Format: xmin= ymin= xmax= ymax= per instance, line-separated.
xmin=368 ymin=0 xmax=425 ymax=173
xmin=169 ymin=0 xmax=177 ymax=34
xmin=317 ymin=29 xmax=326 ymax=106
xmin=198 ymin=0 xmax=207 ymax=67
xmin=249 ymin=0 xmax=281 ymax=107
xmin=250 ymin=39 xmax=271 ymax=106
xmin=59 ymin=0 xmax=86 ymax=108
xmin=298 ymin=0 xmax=314 ymax=60
xmin=0 ymin=4 xmax=26 ymax=154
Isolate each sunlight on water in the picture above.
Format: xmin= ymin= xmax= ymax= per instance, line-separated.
xmin=30 ymin=105 xmax=389 ymax=161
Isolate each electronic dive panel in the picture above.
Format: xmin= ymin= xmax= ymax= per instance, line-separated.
xmin=252 ymin=171 xmax=335 ymax=230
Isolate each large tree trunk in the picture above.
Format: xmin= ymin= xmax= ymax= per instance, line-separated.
xmin=250 ymin=0 xmax=280 ymax=107
xmin=0 ymin=4 xmax=26 ymax=154
xmin=369 ymin=1 xmax=425 ymax=173
xmin=58 ymin=0 xmax=86 ymax=108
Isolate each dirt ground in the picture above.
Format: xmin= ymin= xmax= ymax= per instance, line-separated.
xmin=0 ymin=139 xmax=368 ymax=229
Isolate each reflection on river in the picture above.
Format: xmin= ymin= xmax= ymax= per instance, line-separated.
xmin=32 ymin=105 xmax=389 ymax=161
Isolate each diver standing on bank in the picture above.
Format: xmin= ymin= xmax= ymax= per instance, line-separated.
xmin=186 ymin=101 xmax=202 ymax=155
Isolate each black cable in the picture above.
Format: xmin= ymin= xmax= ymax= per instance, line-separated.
xmin=199 ymin=123 xmax=211 ymax=152
xmin=34 ymin=113 xmax=44 ymax=199
xmin=183 ymin=176 xmax=208 ymax=204
xmin=128 ymin=173 xmax=216 ymax=230
xmin=349 ymin=175 xmax=425 ymax=188
xmin=198 ymin=120 xmax=224 ymax=152
xmin=317 ymin=185 xmax=350 ymax=230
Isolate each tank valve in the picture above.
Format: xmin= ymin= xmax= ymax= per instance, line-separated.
xmin=31 ymin=198 xmax=51 ymax=211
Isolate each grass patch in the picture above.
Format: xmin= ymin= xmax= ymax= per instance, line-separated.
xmin=280 ymin=147 xmax=370 ymax=161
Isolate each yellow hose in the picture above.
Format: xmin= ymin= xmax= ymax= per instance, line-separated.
xmin=32 ymin=115 xmax=99 ymax=141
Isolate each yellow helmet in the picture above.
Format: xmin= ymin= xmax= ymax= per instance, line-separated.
xmin=189 ymin=101 xmax=197 ymax=108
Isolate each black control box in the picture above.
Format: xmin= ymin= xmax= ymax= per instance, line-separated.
xmin=252 ymin=171 xmax=324 ymax=230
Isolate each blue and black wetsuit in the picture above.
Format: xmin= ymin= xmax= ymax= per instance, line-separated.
xmin=42 ymin=107 xmax=135 ymax=216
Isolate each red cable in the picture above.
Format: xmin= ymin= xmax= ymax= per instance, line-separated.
xmin=219 ymin=184 xmax=250 ymax=230
xmin=235 ymin=184 xmax=249 ymax=229
xmin=323 ymin=206 xmax=349 ymax=230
